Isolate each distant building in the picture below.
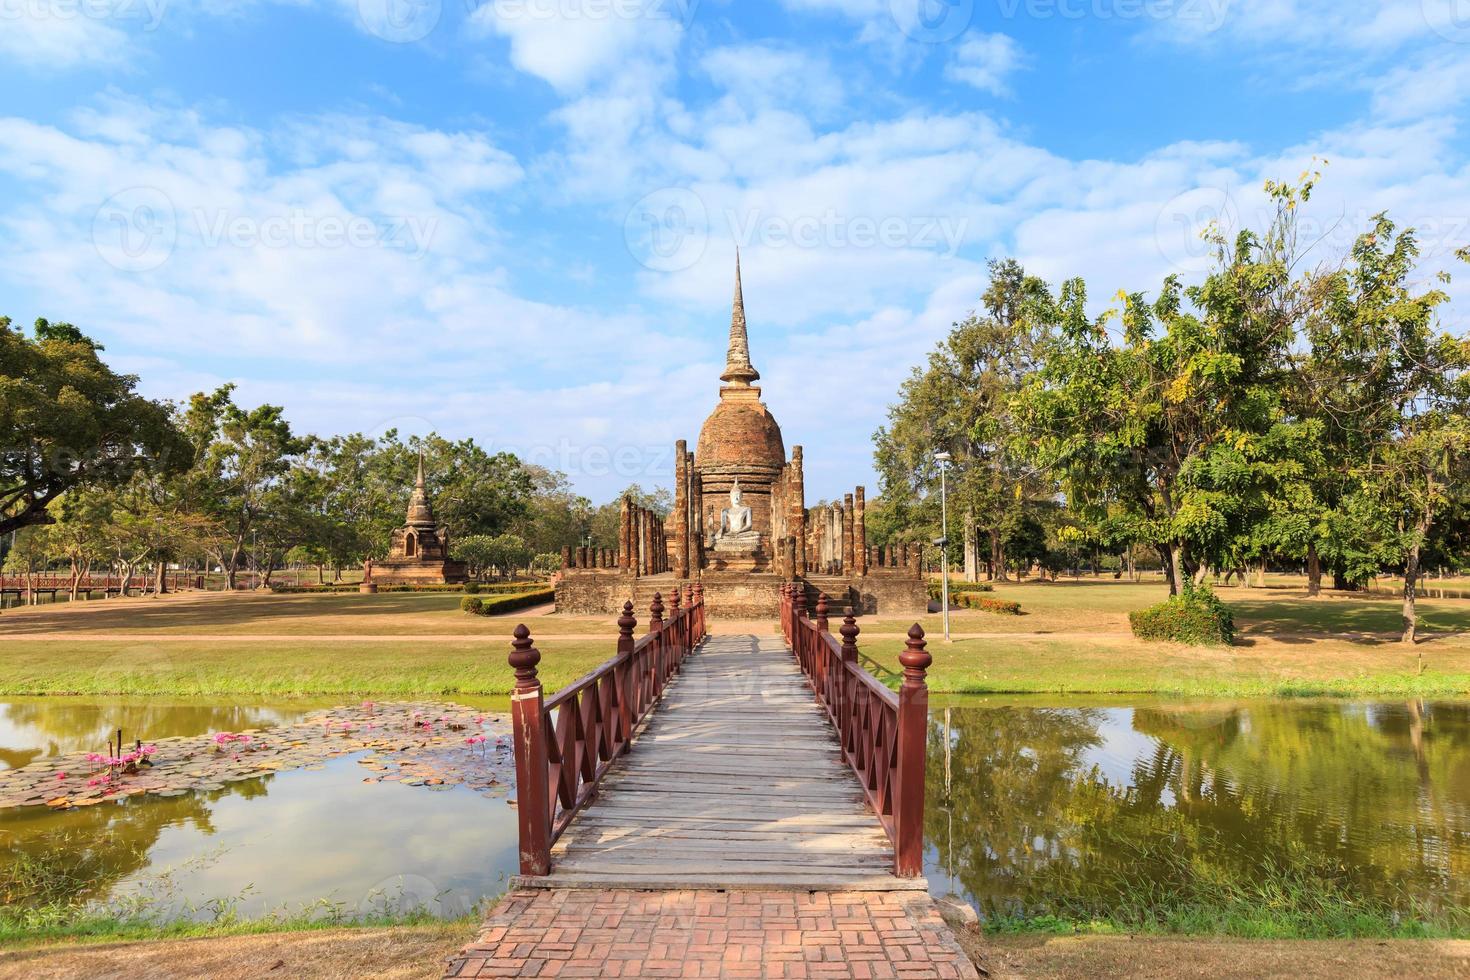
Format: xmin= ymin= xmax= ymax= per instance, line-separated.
xmin=373 ymin=453 xmax=468 ymax=585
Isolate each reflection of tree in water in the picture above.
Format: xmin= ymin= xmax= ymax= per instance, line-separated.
xmin=1 ymin=775 xmax=276 ymax=911
xmin=932 ymin=701 xmax=1470 ymax=922
xmin=0 ymin=701 xmax=312 ymax=765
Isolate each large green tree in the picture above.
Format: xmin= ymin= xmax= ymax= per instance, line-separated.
xmin=0 ymin=318 xmax=189 ymax=536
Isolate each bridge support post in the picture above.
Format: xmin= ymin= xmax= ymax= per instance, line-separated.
xmin=508 ymin=624 xmax=551 ymax=876
xmin=616 ymin=602 xmax=637 ymax=754
xmin=894 ymin=624 xmax=932 ymax=877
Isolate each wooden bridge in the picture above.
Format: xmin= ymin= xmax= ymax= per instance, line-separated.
xmin=443 ymin=587 xmax=981 ymax=979
xmin=505 ymin=584 xmax=931 ymax=889
xmin=0 ymin=572 xmax=204 ymax=602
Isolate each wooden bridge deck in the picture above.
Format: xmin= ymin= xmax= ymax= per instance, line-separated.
xmin=528 ymin=634 xmax=922 ymax=891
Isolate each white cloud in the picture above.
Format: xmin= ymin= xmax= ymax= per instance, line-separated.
xmin=0 ymin=9 xmax=131 ymax=69
xmin=945 ymin=32 xmax=1024 ymax=95
xmin=700 ymin=43 xmax=846 ymax=115
xmin=1369 ymin=54 xmax=1470 ymax=122
xmin=467 ymin=0 xmax=684 ymax=92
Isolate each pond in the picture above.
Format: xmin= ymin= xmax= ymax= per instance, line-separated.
xmin=3 ymin=696 xmax=1468 ymax=932
xmin=925 ymin=697 xmax=1470 ymax=928
xmin=0 ymin=698 xmax=519 ymax=925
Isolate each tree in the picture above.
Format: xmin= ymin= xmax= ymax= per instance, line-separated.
xmin=44 ymin=491 xmax=109 ymax=600
xmin=0 ymin=317 xmax=189 ymax=536
xmin=1014 ymin=179 xmax=1313 ymax=594
xmin=183 ymin=386 xmax=306 ymax=589
xmin=875 ymin=260 xmax=1052 ymax=582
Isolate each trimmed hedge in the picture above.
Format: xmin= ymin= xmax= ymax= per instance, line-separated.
xmin=954 ymin=593 xmax=1021 ymax=615
xmin=462 ymin=588 xmax=555 ymax=616
xmin=927 ymin=581 xmax=995 ymax=600
xmin=270 ymin=581 xmax=543 ymax=595
xmin=1129 ymin=584 xmax=1235 ymax=646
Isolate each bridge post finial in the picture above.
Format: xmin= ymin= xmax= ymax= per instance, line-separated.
xmin=792 ymin=585 xmax=806 ymax=620
xmin=650 ymin=592 xmax=665 ymax=630
xmin=669 ymin=588 xmax=682 ymax=616
xmin=507 ymin=624 xmax=551 ymax=876
xmin=840 ymin=614 xmax=859 ymax=664
xmin=815 ymin=593 xmax=829 ymax=633
xmin=894 ymin=623 xmax=930 ymax=878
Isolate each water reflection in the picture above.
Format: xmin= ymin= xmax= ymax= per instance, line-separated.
xmin=0 ymin=699 xmax=330 ymax=770
xmin=1 ymin=753 xmax=518 ymax=920
xmin=927 ymin=699 xmax=1470 ymax=922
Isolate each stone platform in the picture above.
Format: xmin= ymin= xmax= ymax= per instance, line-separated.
xmin=555 ymin=572 xmax=926 ymax=618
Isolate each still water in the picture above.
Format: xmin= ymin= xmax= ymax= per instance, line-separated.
xmin=2 ymin=697 xmax=1468 ymax=926
xmin=924 ymin=698 xmax=1470 ymax=922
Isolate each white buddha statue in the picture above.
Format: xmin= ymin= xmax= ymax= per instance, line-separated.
xmin=714 ymin=480 xmax=759 ymax=550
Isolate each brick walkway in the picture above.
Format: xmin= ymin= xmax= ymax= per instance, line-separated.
xmin=442 ymin=888 xmax=979 ymax=979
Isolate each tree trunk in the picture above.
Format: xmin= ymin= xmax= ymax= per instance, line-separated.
xmin=119 ymin=564 xmax=134 ymax=597
xmin=156 ymin=561 xmax=168 ymax=595
xmin=1306 ymin=543 xmax=1322 ymax=597
xmin=1159 ymin=544 xmax=1178 ymax=594
xmin=1402 ymin=543 xmax=1421 ymax=645
xmin=69 ymin=559 xmax=81 ymax=601
xmin=1255 ymin=559 xmax=1266 ymax=588
xmin=963 ymin=511 xmax=977 ymax=583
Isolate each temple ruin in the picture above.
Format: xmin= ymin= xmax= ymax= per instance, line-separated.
xmin=557 ymin=256 xmax=927 ymax=618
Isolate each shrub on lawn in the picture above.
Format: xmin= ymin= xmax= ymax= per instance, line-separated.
xmin=1129 ymin=583 xmax=1234 ymax=646
xmin=955 ymin=593 xmax=1021 ymax=615
xmin=463 ymin=582 xmax=481 ymax=594
xmin=460 ymin=596 xmax=484 ymax=614
xmin=464 ymin=588 xmax=555 ymax=616
xmin=927 ymin=581 xmax=995 ymax=601
xmin=270 ymin=581 xmax=543 ymax=595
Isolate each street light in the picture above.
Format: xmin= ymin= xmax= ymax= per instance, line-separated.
xmin=934 ymin=450 xmax=952 ymax=643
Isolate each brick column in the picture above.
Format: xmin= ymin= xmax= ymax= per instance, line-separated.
xmin=855 ymin=485 xmax=867 ymax=576
xmin=842 ymin=493 xmax=855 ymax=575
xmin=619 ymin=496 xmax=632 ymax=572
xmin=789 ymin=446 xmax=806 ymax=575
xmin=690 ymin=470 xmax=704 ymax=574
xmin=674 ymin=440 xmax=689 ymax=579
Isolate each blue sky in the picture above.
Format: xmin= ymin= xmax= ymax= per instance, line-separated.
xmin=3 ymin=0 xmax=1469 ymax=503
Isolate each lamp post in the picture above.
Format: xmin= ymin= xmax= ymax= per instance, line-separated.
xmin=935 ymin=450 xmax=952 ymax=643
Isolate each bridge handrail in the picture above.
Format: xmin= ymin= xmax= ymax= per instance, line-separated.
xmin=507 ymin=585 xmax=707 ymax=876
xmin=779 ymin=584 xmax=931 ymax=878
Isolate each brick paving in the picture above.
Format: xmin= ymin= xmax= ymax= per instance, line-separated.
xmin=442 ymin=888 xmax=979 ymax=979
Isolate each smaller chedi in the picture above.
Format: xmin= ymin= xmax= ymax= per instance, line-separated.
xmin=371 ymin=453 xmax=467 ymax=585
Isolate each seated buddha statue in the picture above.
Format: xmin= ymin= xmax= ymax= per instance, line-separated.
xmin=714 ymin=480 xmax=760 ymax=551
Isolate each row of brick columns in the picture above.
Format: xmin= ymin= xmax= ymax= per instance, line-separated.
xmin=618 ymin=495 xmax=670 ymax=576
xmin=562 ymin=546 xmax=617 ymax=569
xmin=802 ymin=485 xmax=870 ymax=576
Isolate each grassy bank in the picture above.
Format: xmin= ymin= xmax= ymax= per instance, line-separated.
xmin=1 ymin=580 xmax=1468 ymax=698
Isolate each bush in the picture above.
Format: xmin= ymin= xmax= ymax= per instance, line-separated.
xmin=1129 ymin=583 xmax=1234 ymax=646
xmin=270 ymin=581 xmax=543 ymax=595
xmin=927 ymin=581 xmax=995 ymax=601
xmin=463 ymin=582 xmax=481 ymax=594
xmin=465 ymin=588 xmax=555 ymax=616
xmin=955 ymin=593 xmax=1021 ymax=615
xmin=460 ymin=596 xmax=484 ymax=614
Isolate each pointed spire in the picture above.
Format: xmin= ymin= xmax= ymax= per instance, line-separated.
xmin=721 ymin=248 xmax=760 ymax=386
xmin=406 ymin=447 xmax=435 ymax=526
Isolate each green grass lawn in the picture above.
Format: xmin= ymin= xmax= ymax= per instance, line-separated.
xmin=2 ymin=579 xmax=1468 ymax=698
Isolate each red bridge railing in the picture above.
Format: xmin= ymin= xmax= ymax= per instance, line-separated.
xmin=507 ymin=585 xmax=707 ymax=876
xmin=779 ymin=583 xmax=931 ymax=877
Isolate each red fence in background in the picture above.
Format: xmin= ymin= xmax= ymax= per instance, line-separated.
xmin=779 ymin=584 xmax=931 ymax=877
xmin=0 ymin=573 xmax=205 ymax=594
xmin=507 ymin=585 xmax=708 ymax=876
